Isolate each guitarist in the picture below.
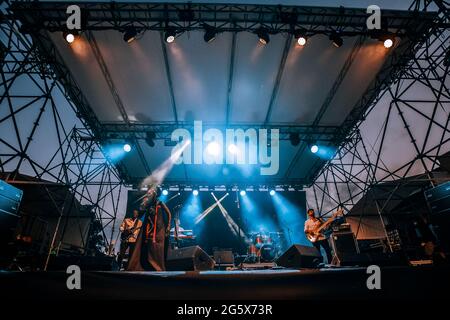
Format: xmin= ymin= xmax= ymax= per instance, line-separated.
xmin=304 ymin=208 xmax=333 ymax=264
xmin=118 ymin=209 xmax=142 ymax=269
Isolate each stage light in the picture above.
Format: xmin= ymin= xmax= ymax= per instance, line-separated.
xmin=383 ymin=38 xmax=394 ymax=49
xmin=123 ymin=143 xmax=132 ymax=153
xmin=162 ymin=189 xmax=169 ymax=196
xmin=289 ymin=133 xmax=301 ymax=146
xmin=165 ymin=29 xmax=177 ymax=43
xmin=228 ymin=144 xmax=238 ymax=154
xmin=63 ymin=30 xmax=78 ymax=44
xmin=240 ymin=190 xmax=246 ymax=196
xmin=294 ymin=29 xmax=307 ymax=46
xmin=297 ymin=36 xmax=307 ymax=46
xmin=329 ymin=33 xmax=343 ymax=48
xmin=203 ymin=26 xmax=217 ymax=43
xmin=269 ymin=190 xmax=276 ymax=196
xmin=193 ymin=190 xmax=199 ymax=196
xmin=123 ymin=26 xmax=138 ymax=43
xmin=256 ymin=28 xmax=270 ymax=45
xmin=310 ymin=144 xmax=319 ymax=154
xmin=206 ymin=141 xmax=220 ymax=156
xmin=145 ymin=131 xmax=156 ymax=147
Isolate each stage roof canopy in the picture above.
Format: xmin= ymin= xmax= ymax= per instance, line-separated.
xmin=11 ymin=1 xmax=437 ymax=187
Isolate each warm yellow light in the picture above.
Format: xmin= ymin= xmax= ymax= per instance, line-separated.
xmin=297 ymin=37 xmax=307 ymax=46
xmin=166 ymin=35 xmax=175 ymax=43
xmin=384 ymin=38 xmax=394 ymax=49
xmin=66 ymin=33 xmax=75 ymax=44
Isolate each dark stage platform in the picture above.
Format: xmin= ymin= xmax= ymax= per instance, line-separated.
xmin=1 ymin=266 xmax=449 ymax=300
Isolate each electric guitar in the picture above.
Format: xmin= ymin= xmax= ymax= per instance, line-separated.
xmin=306 ymin=208 xmax=344 ymax=243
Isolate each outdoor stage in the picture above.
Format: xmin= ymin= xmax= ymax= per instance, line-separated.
xmin=1 ymin=266 xmax=449 ymax=300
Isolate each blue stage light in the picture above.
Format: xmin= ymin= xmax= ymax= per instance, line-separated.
xmin=228 ymin=144 xmax=238 ymax=154
xmin=240 ymin=190 xmax=246 ymax=196
xmin=206 ymin=142 xmax=220 ymax=156
xmin=310 ymin=144 xmax=319 ymax=154
xmin=269 ymin=190 xmax=275 ymax=196
xmin=162 ymin=189 xmax=168 ymax=196
xmin=193 ymin=190 xmax=199 ymax=196
xmin=123 ymin=143 xmax=132 ymax=152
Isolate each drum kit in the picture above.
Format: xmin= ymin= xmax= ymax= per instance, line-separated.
xmin=245 ymin=231 xmax=284 ymax=263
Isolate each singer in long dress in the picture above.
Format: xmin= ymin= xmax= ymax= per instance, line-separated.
xmin=127 ymin=187 xmax=172 ymax=271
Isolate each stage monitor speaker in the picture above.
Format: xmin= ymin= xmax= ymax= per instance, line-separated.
xmin=167 ymin=246 xmax=215 ymax=271
xmin=275 ymin=244 xmax=322 ymax=269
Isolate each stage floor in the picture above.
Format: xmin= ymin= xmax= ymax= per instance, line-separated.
xmin=1 ymin=265 xmax=449 ymax=300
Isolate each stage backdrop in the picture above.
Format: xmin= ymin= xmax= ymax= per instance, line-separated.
xmin=126 ymin=190 xmax=308 ymax=254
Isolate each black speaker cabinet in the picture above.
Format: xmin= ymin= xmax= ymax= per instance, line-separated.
xmin=167 ymin=246 xmax=215 ymax=271
xmin=275 ymin=244 xmax=323 ymax=269
xmin=331 ymin=231 xmax=359 ymax=266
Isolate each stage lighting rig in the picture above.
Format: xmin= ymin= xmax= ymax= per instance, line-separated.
xmin=329 ymin=32 xmax=343 ymax=48
xmin=203 ymin=24 xmax=217 ymax=43
xmin=310 ymin=144 xmax=319 ymax=154
xmin=165 ymin=28 xmax=177 ymax=43
xmin=123 ymin=143 xmax=132 ymax=153
xmin=256 ymin=28 xmax=270 ymax=45
xmin=294 ymin=29 xmax=307 ymax=46
xmin=123 ymin=26 xmax=138 ymax=43
xmin=289 ymin=133 xmax=301 ymax=146
xmin=145 ymin=131 xmax=156 ymax=147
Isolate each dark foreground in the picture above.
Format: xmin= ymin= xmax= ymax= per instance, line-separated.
xmin=0 ymin=266 xmax=449 ymax=300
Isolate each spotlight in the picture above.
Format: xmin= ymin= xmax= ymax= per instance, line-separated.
xmin=269 ymin=190 xmax=276 ymax=196
xmin=206 ymin=142 xmax=220 ymax=156
xmin=123 ymin=143 xmax=132 ymax=153
xmin=63 ymin=30 xmax=78 ymax=44
xmin=240 ymin=190 xmax=246 ymax=196
xmin=193 ymin=190 xmax=199 ymax=196
xmin=162 ymin=189 xmax=169 ymax=196
xmin=294 ymin=29 xmax=307 ymax=46
xmin=256 ymin=28 xmax=270 ymax=45
xmin=383 ymin=38 xmax=394 ymax=49
xmin=228 ymin=144 xmax=238 ymax=154
xmin=165 ymin=29 xmax=177 ymax=43
xmin=145 ymin=131 xmax=156 ymax=147
xmin=123 ymin=26 xmax=138 ymax=43
xmin=297 ymin=36 xmax=307 ymax=46
xmin=289 ymin=133 xmax=301 ymax=146
xmin=310 ymin=144 xmax=319 ymax=154
xmin=203 ymin=25 xmax=217 ymax=43
xmin=329 ymin=32 xmax=343 ymax=48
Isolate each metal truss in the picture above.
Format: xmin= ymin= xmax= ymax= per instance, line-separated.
xmin=101 ymin=122 xmax=341 ymax=142
xmin=307 ymin=0 xmax=450 ymax=228
xmin=0 ymin=9 xmax=126 ymax=255
xmin=10 ymin=1 xmax=438 ymax=36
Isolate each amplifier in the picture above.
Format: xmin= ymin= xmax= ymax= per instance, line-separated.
xmin=331 ymin=231 xmax=359 ymax=266
xmin=425 ymin=182 xmax=450 ymax=214
xmin=0 ymin=179 xmax=23 ymax=204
